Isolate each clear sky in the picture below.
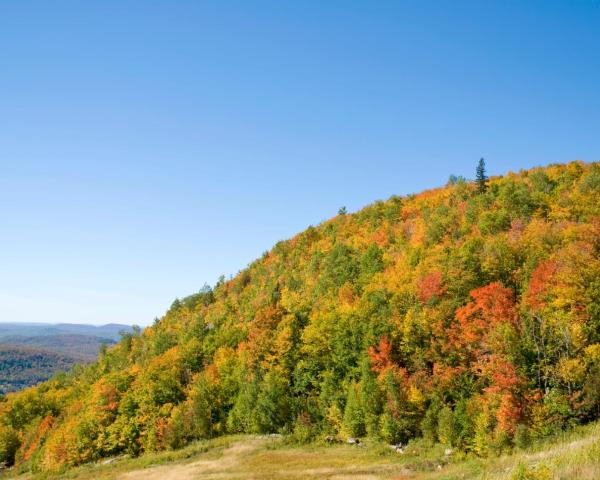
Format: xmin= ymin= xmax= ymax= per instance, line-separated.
xmin=0 ymin=1 xmax=598 ymax=326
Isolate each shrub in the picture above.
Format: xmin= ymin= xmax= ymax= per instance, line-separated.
xmin=511 ymin=461 xmax=551 ymax=480
xmin=514 ymin=424 xmax=532 ymax=449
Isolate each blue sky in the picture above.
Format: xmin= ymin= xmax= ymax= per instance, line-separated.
xmin=0 ymin=1 xmax=598 ymax=325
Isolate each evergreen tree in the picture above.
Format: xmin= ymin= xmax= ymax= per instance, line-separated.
xmin=343 ymin=382 xmax=365 ymax=437
xmin=359 ymin=358 xmax=382 ymax=436
xmin=476 ymin=157 xmax=488 ymax=193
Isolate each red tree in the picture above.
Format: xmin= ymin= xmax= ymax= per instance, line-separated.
xmin=417 ymin=270 xmax=446 ymax=303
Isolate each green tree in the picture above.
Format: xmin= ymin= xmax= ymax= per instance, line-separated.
xmin=0 ymin=424 xmax=20 ymax=466
xmin=360 ymin=243 xmax=385 ymax=279
xmin=187 ymin=376 xmax=216 ymax=438
xmin=227 ymin=379 xmax=258 ymax=433
xmin=378 ymin=370 xmax=416 ymax=444
xmin=476 ymin=157 xmax=488 ymax=193
xmin=359 ymin=359 xmax=382 ymax=436
xmin=379 ymin=410 xmax=401 ymax=444
xmin=254 ymin=370 xmax=291 ymax=433
xmin=421 ymin=402 xmax=440 ymax=443
xmin=437 ymin=406 xmax=458 ymax=446
xmin=343 ymin=381 xmax=365 ymax=437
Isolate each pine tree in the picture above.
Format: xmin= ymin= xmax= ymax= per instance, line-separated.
xmin=476 ymin=157 xmax=488 ymax=193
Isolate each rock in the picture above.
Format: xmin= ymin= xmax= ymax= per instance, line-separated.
xmin=100 ymin=454 xmax=127 ymax=466
xmin=347 ymin=437 xmax=360 ymax=445
xmin=444 ymin=448 xmax=454 ymax=456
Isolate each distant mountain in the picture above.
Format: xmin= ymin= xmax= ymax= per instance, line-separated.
xmin=0 ymin=323 xmax=136 ymax=395
xmin=0 ymin=334 xmax=114 ymax=361
xmin=0 ymin=345 xmax=78 ymax=394
xmin=0 ymin=322 xmax=134 ymax=341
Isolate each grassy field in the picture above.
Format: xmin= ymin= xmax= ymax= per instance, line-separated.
xmin=4 ymin=423 xmax=599 ymax=480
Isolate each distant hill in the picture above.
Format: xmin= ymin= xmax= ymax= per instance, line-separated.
xmin=0 ymin=334 xmax=114 ymax=361
xmin=0 ymin=344 xmax=78 ymax=394
xmin=0 ymin=323 xmax=136 ymax=395
xmin=0 ymin=322 xmax=134 ymax=341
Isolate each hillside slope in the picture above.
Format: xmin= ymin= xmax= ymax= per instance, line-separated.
xmin=1 ymin=161 xmax=600 ymax=474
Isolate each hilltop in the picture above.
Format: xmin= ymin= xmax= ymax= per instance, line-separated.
xmin=1 ymin=161 xmax=599 ymax=474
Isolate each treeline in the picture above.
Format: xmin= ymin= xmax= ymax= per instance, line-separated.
xmin=1 ymin=161 xmax=600 ymax=472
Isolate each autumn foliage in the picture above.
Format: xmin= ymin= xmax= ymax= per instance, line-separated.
xmin=2 ymin=161 xmax=600 ymax=471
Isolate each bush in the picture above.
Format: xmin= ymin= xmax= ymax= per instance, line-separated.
xmin=378 ymin=411 xmax=412 ymax=444
xmin=514 ymin=424 xmax=531 ymax=450
xmin=511 ymin=461 xmax=551 ymax=480
xmin=291 ymin=412 xmax=317 ymax=444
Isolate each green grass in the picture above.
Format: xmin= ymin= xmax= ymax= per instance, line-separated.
xmin=4 ymin=423 xmax=600 ymax=479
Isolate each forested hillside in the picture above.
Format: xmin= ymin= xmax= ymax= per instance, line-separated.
xmin=0 ymin=346 xmax=77 ymax=394
xmin=0 ymin=335 xmax=118 ymax=395
xmin=1 ymin=161 xmax=600 ymax=473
